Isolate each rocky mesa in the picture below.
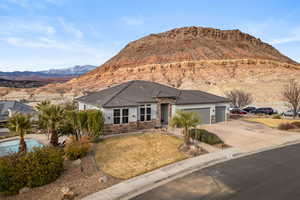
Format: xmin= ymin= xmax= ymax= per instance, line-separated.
xmin=1 ymin=26 xmax=299 ymax=110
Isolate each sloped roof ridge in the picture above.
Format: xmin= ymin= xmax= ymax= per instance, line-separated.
xmin=102 ymin=80 xmax=136 ymax=107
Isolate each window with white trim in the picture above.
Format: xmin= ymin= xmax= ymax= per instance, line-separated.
xmin=113 ymin=108 xmax=129 ymax=124
xmin=140 ymin=104 xmax=151 ymax=121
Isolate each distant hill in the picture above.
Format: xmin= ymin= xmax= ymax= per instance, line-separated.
xmin=0 ymin=78 xmax=50 ymax=88
xmin=0 ymin=65 xmax=96 ymax=88
xmin=1 ymin=26 xmax=299 ymax=111
xmin=0 ymin=65 xmax=96 ymax=81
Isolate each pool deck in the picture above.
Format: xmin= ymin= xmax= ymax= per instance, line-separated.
xmin=0 ymin=134 xmax=52 ymax=145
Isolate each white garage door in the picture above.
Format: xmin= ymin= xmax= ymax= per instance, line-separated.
xmin=216 ymin=106 xmax=226 ymax=122
xmin=183 ymin=108 xmax=210 ymax=124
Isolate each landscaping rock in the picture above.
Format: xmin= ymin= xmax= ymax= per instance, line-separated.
xmin=61 ymin=187 xmax=76 ymax=200
xmin=98 ymin=175 xmax=108 ymax=183
xmin=72 ymin=159 xmax=82 ymax=166
xmin=19 ymin=187 xmax=30 ymax=194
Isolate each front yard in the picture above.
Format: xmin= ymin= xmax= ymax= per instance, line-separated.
xmin=246 ymin=118 xmax=300 ymax=128
xmin=94 ymin=133 xmax=188 ymax=179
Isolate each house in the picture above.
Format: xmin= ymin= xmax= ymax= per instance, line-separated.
xmin=0 ymin=101 xmax=36 ymax=121
xmin=77 ymin=80 xmax=231 ymax=134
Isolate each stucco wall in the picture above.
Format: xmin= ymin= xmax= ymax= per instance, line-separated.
xmin=79 ymin=102 xmax=157 ymax=125
xmin=78 ymin=102 xmax=100 ymax=110
xmin=172 ymin=103 xmax=230 ymax=124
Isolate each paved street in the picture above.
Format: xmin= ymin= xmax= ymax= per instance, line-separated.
xmin=132 ymin=143 xmax=300 ymax=200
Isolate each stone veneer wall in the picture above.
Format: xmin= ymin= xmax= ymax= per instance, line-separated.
xmin=155 ymin=97 xmax=176 ymax=127
xmin=103 ymin=120 xmax=156 ymax=135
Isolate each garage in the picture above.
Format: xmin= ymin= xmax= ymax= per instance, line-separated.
xmin=216 ymin=106 xmax=226 ymax=122
xmin=183 ymin=108 xmax=211 ymax=124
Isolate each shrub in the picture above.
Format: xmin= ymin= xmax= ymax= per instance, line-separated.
xmin=25 ymin=147 xmax=64 ymax=187
xmin=278 ymin=123 xmax=295 ymax=130
xmin=190 ymin=129 xmax=223 ymax=145
xmin=0 ymin=147 xmax=63 ymax=195
xmin=86 ymin=110 xmax=105 ymax=139
xmin=291 ymin=121 xmax=300 ymax=128
xmin=272 ymin=114 xmax=282 ymax=119
xmin=64 ymin=136 xmax=92 ymax=160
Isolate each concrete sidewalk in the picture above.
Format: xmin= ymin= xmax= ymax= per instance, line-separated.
xmin=82 ymin=132 xmax=300 ymax=200
xmin=82 ymin=148 xmax=237 ymax=200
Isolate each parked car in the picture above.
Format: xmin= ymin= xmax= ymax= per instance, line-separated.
xmin=230 ymin=108 xmax=248 ymax=115
xmin=229 ymin=106 xmax=238 ymax=111
xmin=282 ymin=110 xmax=300 ymax=117
xmin=243 ymin=106 xmax=256 ymax=113
xmin=254 ymin=107 xmax=275 ymax=115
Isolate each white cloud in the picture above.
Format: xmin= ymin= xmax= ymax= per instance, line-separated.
xmin=0 ymin=18 xmax=56 ymax=37
xmin=3 ymin=0 xmax=46 ymax=9
xmin=269 ymin=27 xmax=300 ymax=44
xmin=58 ymin=18 xmax=83 ymax=39
xmin=45 ymin=0 xmax=64 ymax=5
xmin=121 ymin=16 xmax=144 ymax=26
xmin=2 ymin=0 xmax=64 ymax=10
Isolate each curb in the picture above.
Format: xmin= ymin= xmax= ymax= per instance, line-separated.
xmin=82 ymin=135 xmax=300 ymax=200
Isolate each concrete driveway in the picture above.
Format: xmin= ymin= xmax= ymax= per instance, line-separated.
xmin=202 ymin=120 xmax=296 ymax=153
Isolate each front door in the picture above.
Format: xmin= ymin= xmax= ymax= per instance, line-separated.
xmin=161 ymin=104 xmax=169 ymax=125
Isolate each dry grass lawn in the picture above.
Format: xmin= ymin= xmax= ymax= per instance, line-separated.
xmin=95 ymin=133 xmax=188 ymax=179
xmin=246 ymin=118 xmax=300 ymax=128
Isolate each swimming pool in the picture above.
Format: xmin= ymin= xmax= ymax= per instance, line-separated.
xmin=0 ymin=139 xmax=43 ymax=157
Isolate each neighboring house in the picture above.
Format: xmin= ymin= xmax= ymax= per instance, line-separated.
xmin=0 ymin=101 xmax=36 ymax=121
xmin=77 ymin=80 xmax=231 ymax=134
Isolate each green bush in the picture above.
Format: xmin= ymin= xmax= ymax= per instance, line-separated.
xmin=272 ymin=114 xmax=282 ymax=119
xmin=190 ymin=129 xmax=223 ymax=145
xmin=64 ymin=136 xmax=91 ymax=160
xmin=0 ymin=147 xmax=64 ymax=195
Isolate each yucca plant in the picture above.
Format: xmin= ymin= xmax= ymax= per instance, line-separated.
xmin=8 ymin=113 xmax=32 ymax=153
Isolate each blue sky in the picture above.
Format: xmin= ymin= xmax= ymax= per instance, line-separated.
xmin=0 ymin=0 xmax=299 ymax=71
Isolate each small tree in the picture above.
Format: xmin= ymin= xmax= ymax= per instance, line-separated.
xmin=170 ymin=110 xmax=201 ymax=145
xmin=283 ymin=80 xmax=300 ymax=118
xmin=86 ymin=110 xmax=104 ymax=139
xmin=39 ymin=105 xmax=65 ymax=146
xmin=226 ymin=89 xmax=253 ymax=108
xmin=8 ymin=113 xmax=32 ymax=153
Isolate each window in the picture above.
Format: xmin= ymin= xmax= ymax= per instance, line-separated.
xmin=113 ymin=109 xmax=121 ymax=124
xmin=122 ymin=109 xmax=129 ymax=124
xmin=140 ymin=104 xmax=151 ymax=121
xmin=113 ymin=108 xmax=129 ymax=124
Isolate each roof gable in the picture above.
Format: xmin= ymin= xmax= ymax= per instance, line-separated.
xmin=77 ymin=80 xmax=230 ymax=108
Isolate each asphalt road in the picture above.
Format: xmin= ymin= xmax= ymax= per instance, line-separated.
xmin=132 ymin=143 xmax=300 ymax=200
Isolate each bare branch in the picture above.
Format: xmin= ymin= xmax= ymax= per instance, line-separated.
xmin=226 ymin=89 xmax=253 ymax=108
xmin=282 ymin=80 xmax=300 ymax=118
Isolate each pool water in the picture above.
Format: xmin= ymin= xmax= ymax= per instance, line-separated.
xmin=0 ymin=139 xmax=43 ymax=157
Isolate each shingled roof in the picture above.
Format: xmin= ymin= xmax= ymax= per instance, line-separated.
xmin=0 ymin=101 xmax=36 ymax=120
xmin=76 ymin=80 xmax=230 ymax=108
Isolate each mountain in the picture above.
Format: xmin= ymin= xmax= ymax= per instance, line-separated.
xmin=40 ymin=65 xmax=97 ymax=76
xmin=1 ymin=27 xmax=299 ymax=111
xmin=0 ymin=65 xmax=97 ymax=82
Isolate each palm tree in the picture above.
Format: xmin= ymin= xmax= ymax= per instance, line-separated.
xmin=8 ymin=113 xmax=32 ymax=153
xmin=40 ymin=104 xmax=65 ymax=146
xmin=170 ymin=110 xmax=201 ymax=145
xmin=36 ymin=100 xmax=51 ymax=112
xmin=36 ymin=100 xmax=51 ymax=138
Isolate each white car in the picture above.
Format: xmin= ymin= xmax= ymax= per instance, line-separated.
xmin=282 ymin=110 xmax=300 ymax=117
